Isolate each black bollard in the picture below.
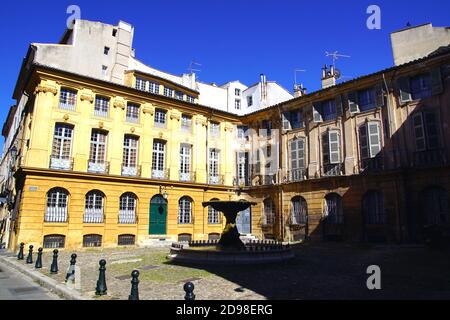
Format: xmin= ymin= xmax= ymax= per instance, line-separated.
xmin=184 ymin=282 xmax=195 ymax=300
xmin=35 ymin=248 xmax=43 ymax=269
xmin=66 ymin=253 xmax=77 ymax=281
xmin=95 ymin=259 xmax=107 ymax=296
xmin=17 ymin=242 xmax=25 ymax=260
xmin=128 ymin=270 xmax=140 ymax=300
xmin=50 ymin=249 xmax=59 ymax=274
xmin=26 ymin=245 xmax=34 ymax=264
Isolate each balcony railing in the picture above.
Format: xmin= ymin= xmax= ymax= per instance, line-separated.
xmin=286 ymin=169 xmax=307 ymax=182
xmin=87 ymin=160 xmax=110 ymax=174
xmin=45 ymin=207 xmax=68 ymax=223
xmin=83 ymin=208 xmax=104 ymax=223
xmin=121 ymin=164 xmax=141 ymax=177
xmin=233 ymin=176 xmax=251 ymax=187
xmin=179 ymin=171 xmax=196 ymax=182
xmin=252 ymin=174 xmax=277 ymax=186
xmin=126 ymin=116 xmax=139 ymax=123
xmin=360 ymin=156 xmax=384 ymax=173
xmin=59 ymin=102 xmax=76 ymax=111
xmin=208 ymin=174 xmax=224 ymax=185
xmin=118 ymin=210 xmax=137 ymax=224
xmin=152 ymin=168 xmax=170 ymax=180
xmin=322 ymin=163 xmax=343 ymax=177
xmin=49 ymin=156 xmax=74 ymax=171
xmin=413 ymin=149 xmax=447 ymax=167
xmin=93 ymin=109 xmax=108 ymax=118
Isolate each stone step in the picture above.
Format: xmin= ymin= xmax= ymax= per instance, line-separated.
xmin=139 ymin=237 xmax=174 ymax=248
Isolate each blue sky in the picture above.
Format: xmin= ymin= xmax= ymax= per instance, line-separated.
xmin=0 ymin=0 xmax=449 ymax=145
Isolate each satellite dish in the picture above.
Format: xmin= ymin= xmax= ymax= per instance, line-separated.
xmin=335 ymin=68 xmax=341 ymax=80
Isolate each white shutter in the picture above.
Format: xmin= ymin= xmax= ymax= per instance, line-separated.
xmin=282 ymin=112 xmax=291 ymax=130
xmin=398 ymin=77 xmax=412 ymax=104
xmin=368 ymin=122 xmax=381 ymax=158
xmin=312 ymin=103 xmax=323 ymax=122
xmin=348 ymin=92 xmax=359 ymax=114
xmin=329 ymin=131 xmax=340 ymax=164
xmin=298 ymin=139 xmax=305 ymax=169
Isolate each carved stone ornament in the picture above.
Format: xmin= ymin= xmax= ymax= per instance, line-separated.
xmin=63 ymin=114 xmax=69 ymax=121
xmin=130 ymin=127 xmax=135 ymax=133
xmin=195 ymin=116 xmax=207 ymax=127
xmin=113 ymin=97 xmax=126 ymax=109
xmin=80 ymin=90 xmax=94 ymax=103
xmin=34 ymin=83 xmax=57 ymax=95
xmin=224 ymin=124 xmax=234 ymax=132
xmin=99 ymin=121 xmax=104 ymax=129
xmin=142 ymin=103 xmax=154 ymax=115
xmin=170 ymin=111 xmax=181 ymax=121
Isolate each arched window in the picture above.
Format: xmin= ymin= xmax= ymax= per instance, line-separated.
xmin=208 ymin=233 xmax=220 ymax=241
xmin=43 ymin=234 xmax=66 ymax=248
xmin=323 ymin=193 xmax=343 ymax=224
xmin=84 ymin=190 xmax=105 ymax=223
xmin=290 ymin=196 xmax=307 ymax=225
xmin=263 ymin=198 xmax=276 ymax=225
xmin=362 ymin=191 xmax=385 ymax=225
xmin=45 ymin=188 xmax=69 ymax=222
xmin=422 ymin=187 xmax=449 ymax=225
xmin=83 ymin=234 xmax=102 ymax=247
xmin=119 ymin=192 xmax=137 ymax=224
xmin=208 ymin=198 xmax=220 ymax=224
xmin=178 ymin=196 xmax=193 ymax=224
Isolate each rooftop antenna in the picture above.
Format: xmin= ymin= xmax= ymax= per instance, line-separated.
xmin=188 ymin=60 xmax=202 ymax=74
xmin=325 ymin=51 xmax=351 ymax=80
xmin=294 ymin=69 xmax=306 ymax=87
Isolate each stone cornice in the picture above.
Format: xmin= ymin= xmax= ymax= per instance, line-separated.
xmin=113 ymin=96 xmax=126 ymax=109
xmin=34 ymin=83 xmax=57 ymax=95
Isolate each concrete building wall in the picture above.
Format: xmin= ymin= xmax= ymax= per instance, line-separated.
xmin=391 ymin=23 xmax=450 ymax=66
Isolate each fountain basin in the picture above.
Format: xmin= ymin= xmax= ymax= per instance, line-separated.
xmin=168 ymin=240 xmax=295 ymax=265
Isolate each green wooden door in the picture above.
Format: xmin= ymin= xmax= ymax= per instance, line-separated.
xmin=149 ymin=195 xmax=167 ymax=235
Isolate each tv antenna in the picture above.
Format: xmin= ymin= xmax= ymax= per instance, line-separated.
xmin=294 ymin=69 xmax=306 ymax=87
xmin=325 ymin=51 xmax=351 ymax=67
xmin=188 ymin=60 xmax=202 ymax=74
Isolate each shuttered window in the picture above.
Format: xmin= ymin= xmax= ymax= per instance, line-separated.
xmin=359 ymin=125 xmax=369 ymax=159
xmin=413 ymin=111 xmax=439 ymax=151
xmin=323 ymin=130 xmax=340 ymax=165
xmin=291 ymin=138 xmax=305 ymax=170
xmin=367 ymin=122 xmax=381 ymax=158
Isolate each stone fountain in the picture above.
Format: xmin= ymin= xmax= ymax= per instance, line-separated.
xmin=167 ymin=200 xmax=294 ymax=264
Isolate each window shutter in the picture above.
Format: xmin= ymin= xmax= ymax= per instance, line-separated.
xmin=412 ymin=113 xmax=426 ymax=151
xmin=424 ymin=112 xmax=439 ymax=149
xmin=335 ymin=95 xmax=343 ymax=116
xmin=359 ymin=125 xmax=369 ymax=159
xmin=367 ymin=122 xmax=381 ymax=158
xmin=298 ymin=139 xmax=305 ymax=169
xmin=282 ymin=112 xmax=291 ymax=130
xmin=431 ymin=67 xmax=443 ymax=95
xmin=322 ymin=133 xmax=330 ymax=164
xmin=398 ymin=77 xmax=412 ymax=104
xmin=348 ymin=92 xmax=359 ymax=114
xmin=312 ymin=103 xmax=323 ymax=123
xmin=375 ymin=84 xmax=384 ymax=108
xmin=328 ymin=131 xmax=340 ymax=164
xmin=290 ymin=140 xmax=298 ymax=170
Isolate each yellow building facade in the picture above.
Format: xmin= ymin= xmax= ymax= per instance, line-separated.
xmin=10 ymin=66 xmax=262 ymax=250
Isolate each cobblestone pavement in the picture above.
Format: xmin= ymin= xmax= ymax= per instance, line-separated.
xmin=30 ymin=242 xmax=450 ymax=300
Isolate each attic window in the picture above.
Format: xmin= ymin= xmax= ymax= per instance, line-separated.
xmin=112 ymin=29 xmax=117 ymax=37
xmin=104 ymin=47 xmax=110 ymax=55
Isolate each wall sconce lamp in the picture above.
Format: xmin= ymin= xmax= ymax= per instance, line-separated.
xmin=159 ymin=186 xmax=168 ymax=199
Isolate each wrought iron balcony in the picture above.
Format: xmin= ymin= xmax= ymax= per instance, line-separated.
xmin=44 ymin=207 xmax=68 ymax=223
xmin=360 ymin=156 xmax=384 ymax=173
xmin=93 ymin=109 xmax=108 ymax=118
xmin=87 ymin=160 xmax=110 ymax=174
xmin=179 ymin=170 xmax=196 ymax=182
xmin=322 ymin=163 xmax=343 ymax=177
xmin=252 ymin=174 xmax=277 ymax=186
xmin=49 ymin=156 xmax=74 ymax=171
xmin=413 ymin=149 xmax=447 ymax=167
xmin=121 ymin=164 xmax=141 ymax=177
xmin=118 ymin=210 xmax=137 ymax=224
xmin=152 ymin=168 xmax=170 ymax=180
xmin=83 ymin=208 xmax=104 ymax=223
xmin=286 ymin=169 xmax=307 ymax=182
xmin=208 ymin=174 xmax=224 ymax=185
xmin=233 ymin=176 xmax=251 ymax=187
xmin=59 ymin=102 xmax=76 ymax=111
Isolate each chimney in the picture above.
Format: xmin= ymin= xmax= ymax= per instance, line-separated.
xmin=294 ymin=84 xmax=307 ymax=98
xmin=321 ymin=64 xmax=337 ymax=89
